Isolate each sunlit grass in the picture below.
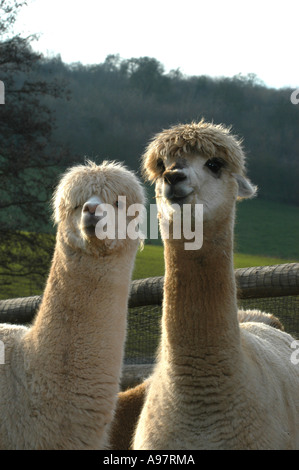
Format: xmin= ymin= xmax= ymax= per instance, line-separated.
xmin=1 ymin=195 xmax=299 ymax=301
xmin=132 ymin=244 xmax=296 ymax=280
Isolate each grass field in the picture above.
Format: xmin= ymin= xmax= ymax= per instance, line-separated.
xmin=133 ymin=197 xmax=299 ymax=279
xmin=0 ymin=197 xmax=298 ymax=299
xmin=0 ymin=244 xmax=295 ymax=299
xmin=235 ymin=198 xmax=299 ymax=259
xmin=132 ymin=244 xmax=297 ymax=280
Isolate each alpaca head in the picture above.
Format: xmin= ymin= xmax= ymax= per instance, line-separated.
xmin=142 ymin=120 xmax=257 ymax=244
xmin=53 ymin=160 xmax=145 ymax=254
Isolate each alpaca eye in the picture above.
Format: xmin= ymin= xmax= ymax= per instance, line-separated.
xmin=74 ymin=205 xmax=79 ymax=210
xmin=205 ymin=158 xmax=224 ymax=176
xmin=157 ymin=158 xmax=165 ymax=173
xmin=115 ymin=201 xmax=119 ymax=208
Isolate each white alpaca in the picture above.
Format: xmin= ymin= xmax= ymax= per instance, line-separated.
xmin=131 ymin=121 xmax=299 ymax=450
xmin=0 ymin=160 xmax=145 ymax=450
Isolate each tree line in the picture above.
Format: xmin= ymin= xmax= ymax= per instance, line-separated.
xmin=1 ymin=0 xmax=298 ymax=293
xmin=43 ymin=54 xmax=299 ymax=207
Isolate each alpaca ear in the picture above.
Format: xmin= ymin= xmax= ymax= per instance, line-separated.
xmin=233 ymin=173 xmax=257 ymax=199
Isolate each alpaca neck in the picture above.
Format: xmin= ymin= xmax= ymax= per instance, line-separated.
xmin=161 ymin=214 xmax=240 ymax=365
xmin=31 ymin=244 xmax=132 ymax=356
xmin=23 ymin=232 xmax=136 ymax=447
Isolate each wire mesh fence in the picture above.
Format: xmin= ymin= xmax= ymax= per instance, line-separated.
xmin=125 ymin=305 xmax=162 ymax=364
xmin=124 ymin=296 xmax=299 ymax=365
xmin=239 ymin=296 xmax=299 ymax=341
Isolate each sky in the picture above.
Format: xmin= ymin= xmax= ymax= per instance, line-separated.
xmin=13 ymin=0 xmax=299 ymax=89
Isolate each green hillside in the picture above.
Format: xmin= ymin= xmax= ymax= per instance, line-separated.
xmin=0 ymin=198 xmax=298 ymax=299
xmin=235 ymin=198 xmax=299 ymax=259
xmin=132 ymin=245 xmax=296 ymax=281
xmin=133 ymin=197 xmax=299 ymax=280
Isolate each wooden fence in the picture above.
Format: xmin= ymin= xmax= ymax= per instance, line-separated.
xmin=1 ymin=263 xmax=299 ymax=389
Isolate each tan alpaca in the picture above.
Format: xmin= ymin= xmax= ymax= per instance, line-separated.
xmin=0 ymin=160 xmax=145 ymax=449
xmin=131 ymin=121 xmax=299 ymax=450
xmin=109 ymin=305 xmax=285 ymax=450
xmin=109 ymin=313 xmax=284 ymax=450
xmin=109 ymin=380 xmax=150 ymax=450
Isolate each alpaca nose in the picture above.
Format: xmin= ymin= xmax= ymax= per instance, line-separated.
xmin=163 ymin=170 xmax=187 ymax=186
xmin=83 ymin=202 xmax=98 ymax=214
xmin=83 ymin=196 xmax=102 ymax=214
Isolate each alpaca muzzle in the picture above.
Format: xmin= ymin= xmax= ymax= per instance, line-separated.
xmin=82 ymin=196 xmax=105 ymax=236
xmin=82 ymin=196 xmax=103 ymax=214
xmin=163 ymin=170 xmax=193 ymax=203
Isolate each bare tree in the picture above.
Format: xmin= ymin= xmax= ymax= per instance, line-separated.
xmin=0 ymin=0 xmax=72 ymax=297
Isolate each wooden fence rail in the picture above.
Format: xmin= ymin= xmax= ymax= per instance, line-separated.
xmin=1 ymin=263 xmax=299 ymax=389
xmin=0 ymin=263 xmax=299 ymax=325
